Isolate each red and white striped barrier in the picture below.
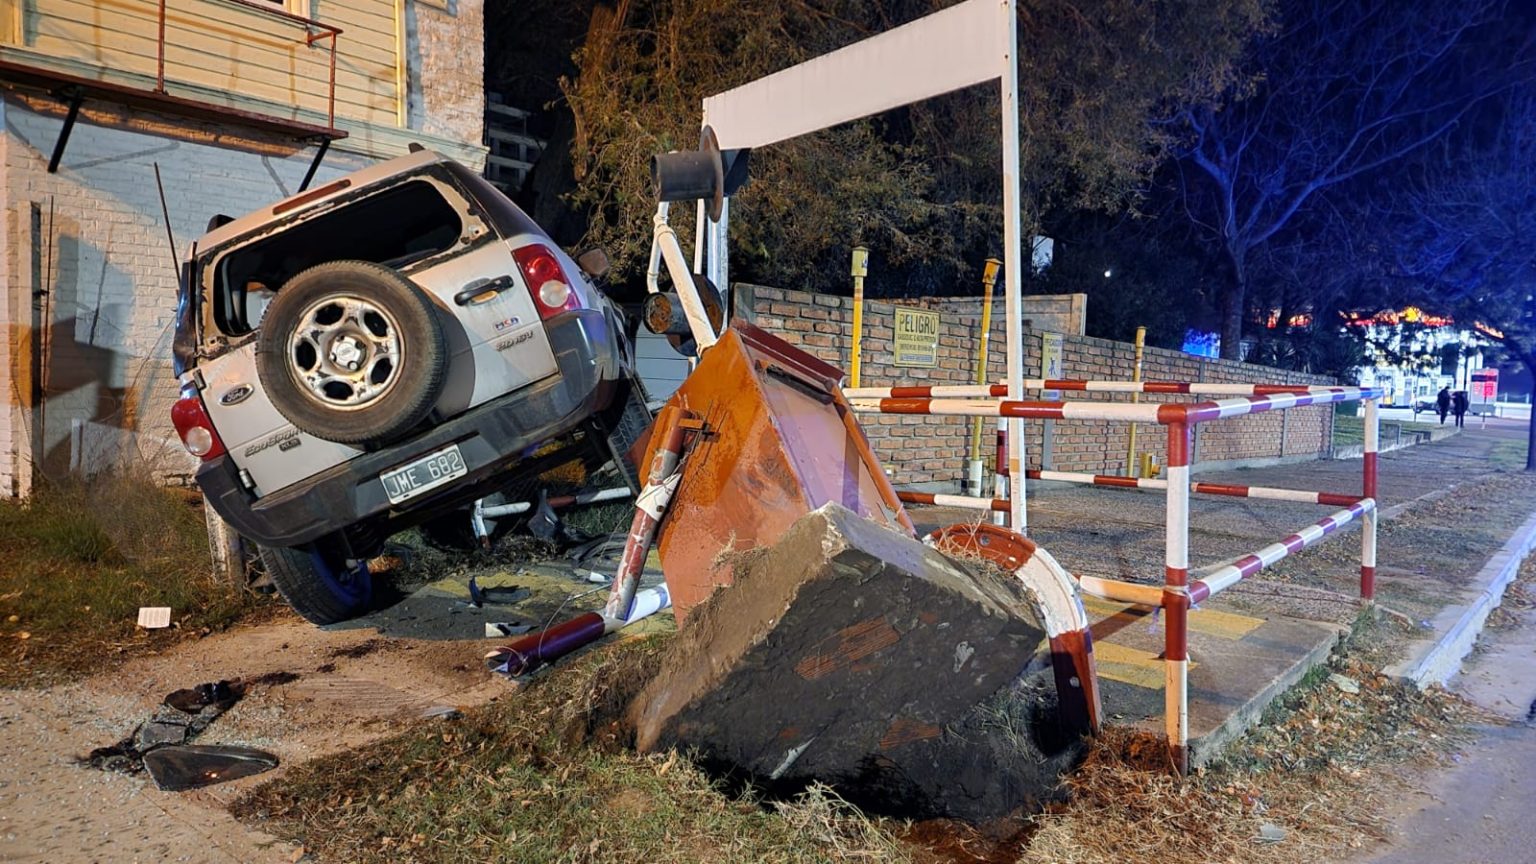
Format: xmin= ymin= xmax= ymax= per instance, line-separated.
xmin=898 ymin=474 xmax=1363 ymax=510
xmin=852 ymin=374 xmax=1385 ymax=774
xmin=845 ymin=386 xmax=1383 ymax=425
xmin=845 ymin=381 xmax=1365 ymax=399
xmin=1189 ymin=499 xmax=1376 ymax=603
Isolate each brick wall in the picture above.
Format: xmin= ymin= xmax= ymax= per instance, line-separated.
xmin=745 ymin=286 xmax=1336 ymax=489
xmin=406 ymin=0 xmax=486 ymax=147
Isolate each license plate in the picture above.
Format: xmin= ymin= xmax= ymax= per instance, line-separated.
xmin=380 ymin=444 xmax=467 ymax=505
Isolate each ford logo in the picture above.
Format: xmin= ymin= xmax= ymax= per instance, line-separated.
xmin=220 ymin=384 xmax=254 ymax=406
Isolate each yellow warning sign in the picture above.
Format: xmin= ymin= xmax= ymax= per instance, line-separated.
xmin=893 ymin=308 xmax=940 ymax=367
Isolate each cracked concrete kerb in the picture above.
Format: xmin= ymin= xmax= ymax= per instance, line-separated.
xmin=1387 ymin=507 xmax=1536 ymax=687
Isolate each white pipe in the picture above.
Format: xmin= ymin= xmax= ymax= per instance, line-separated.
xmin=999 ymin=0 xmax=1025 ymax=535
xmin=1078 ymin=575 xmax=1164 ymax=607
xmin=653 ymin=208 xmax=720 ymax=353
xmin=478 ymin=487 xmax=633 ymax=519
xmin=645 ymin=202 xmax=670 ymax=296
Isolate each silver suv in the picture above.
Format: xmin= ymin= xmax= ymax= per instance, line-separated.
xmin=170 ymin=149 xmax=649 ymax=625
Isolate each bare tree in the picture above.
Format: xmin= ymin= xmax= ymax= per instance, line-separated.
xmin=1390 ymin=91 xmax=1536 ymax=469
xmin=1171 ymin=0 xmax=1517 ymax=360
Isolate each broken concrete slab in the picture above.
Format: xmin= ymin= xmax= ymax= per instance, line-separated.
xmin=630 ymin=503 xmax=1083 ymax=820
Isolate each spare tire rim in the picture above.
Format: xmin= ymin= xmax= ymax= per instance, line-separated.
xmin=287 ymin=294 xmax=404 ymax=410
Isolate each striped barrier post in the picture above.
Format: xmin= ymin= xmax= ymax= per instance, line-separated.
xmin=994 ymin=418 xmax=1008 ymax=527
xmin=1163 ymin=420 xmax=1192 ymax=776
xmin=1362 ymin=397 xmax=1379 ymax=601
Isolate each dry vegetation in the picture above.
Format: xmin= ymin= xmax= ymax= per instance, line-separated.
xmin=233 ymin=617 xmax=1487 ymax=864
xmin=0 ymin=472 xmax=269 ymax=686
xmin=234 ymin=636 xmax=914 ymax=864
xmin=1025 ymin=627 xmax=1486 ymax=864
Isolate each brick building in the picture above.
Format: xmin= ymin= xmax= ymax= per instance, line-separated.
xmin=1 ymin=0 xmax=487 ymax=497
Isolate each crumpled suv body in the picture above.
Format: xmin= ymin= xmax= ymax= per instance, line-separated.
xmin=170 ymin=150 xmax=649 ymax=624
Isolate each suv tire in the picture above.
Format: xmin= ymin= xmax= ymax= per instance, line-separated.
xmin=256 ymin=260 xmax=448 ymax=448
xmin=258 ymin=541 xmax=374 ymax=625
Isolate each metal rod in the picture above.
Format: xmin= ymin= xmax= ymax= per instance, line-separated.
xmin=157 ymin=0 xmax=167 ymax=93
xmin=847 ymin=387 xmax=1385 ymax=425
xmin=326 ymin=34 xmax=337 ymax=129
xmin=845 ymin=381 xmax=1371 ymax=398
xmin=967 ymin=258 xmax=1000 ymax=495
xmin=46 ymin=92 xmax=83 ymax=174
xmin=604 ymin=408 xmax=690 ymax=624
xmin=850 ymin=246 xmax=869 ymax=388
xmin=1125 ymin=325 xmax=1145 ymax=476
xmin=999 ymin=0 xmax=1025 ymax=535
xmin=478 ymin=487 xmax=632 ymax=520
xmin=1362 ymin=397 xmax=1380 ymax=601
xmin=298 ymin=137 xmax=330 ymax=192
xmin=1190 ymin=499 xmax=1375 ymax=603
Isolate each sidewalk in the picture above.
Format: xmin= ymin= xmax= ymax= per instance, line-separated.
xmin=912 ymin=419 xmax=1536 ymax=765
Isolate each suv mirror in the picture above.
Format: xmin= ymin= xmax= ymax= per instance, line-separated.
xmin=576 ymin=248 xmax=611 ymax=279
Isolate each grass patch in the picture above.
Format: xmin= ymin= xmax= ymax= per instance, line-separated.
xmin=0 ymin=473 xmax=269 ymax=687
xmin=234 ymin=636 xmax=912 ymax=864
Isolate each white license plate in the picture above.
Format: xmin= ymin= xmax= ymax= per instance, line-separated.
xmin=380 ymin=444 xmax=467 ymax=505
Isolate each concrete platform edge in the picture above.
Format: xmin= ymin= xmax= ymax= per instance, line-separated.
xmin=1187 ymin=624 xmax=1343 ymax=769
xmin=1386 ymin=506 xmax=1536 ymax=688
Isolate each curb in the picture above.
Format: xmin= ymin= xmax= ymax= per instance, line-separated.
xmin=1387 ymin=506 xmax=1536 ymax=688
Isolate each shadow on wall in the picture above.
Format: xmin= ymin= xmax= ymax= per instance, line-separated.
xmin=17 ymin=225 xmax=183 ymax=483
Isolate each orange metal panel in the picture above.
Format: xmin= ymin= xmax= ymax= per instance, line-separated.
xmin=650 ymin=322 xmax=913 ymax=620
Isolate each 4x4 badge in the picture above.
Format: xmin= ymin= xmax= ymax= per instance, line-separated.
xmin=220 ymin=384 xmax=254 ymax=406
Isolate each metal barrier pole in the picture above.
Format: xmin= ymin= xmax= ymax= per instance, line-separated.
xmin=1162 ymin=419 xmax=1192 ymax=775
xmin=1125 ymin=325 xmax=1145 ymax=476
xmin=967 ymin=258 xmax=1001 ymax=496
xmin=993 ymin=419 xmax=1008 ymax=526
xmin=1361 ymin=397 xmax=1379 ymax=601
xmin=850 ymin=247 xmax=869 ymax=387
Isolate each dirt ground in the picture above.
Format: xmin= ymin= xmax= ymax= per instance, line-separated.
xmin=0 ymin=613 xmax=504 ymax=863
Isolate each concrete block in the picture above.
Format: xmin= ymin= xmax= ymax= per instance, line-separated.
xmin=631 ymin=503 xmax=1083 ymax=820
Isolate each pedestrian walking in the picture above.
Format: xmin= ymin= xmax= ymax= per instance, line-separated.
xmin=1436 ymin=386 xmax=1451 ymax=424
xmin=1452 ymin=390 xmax=1469 ymax=428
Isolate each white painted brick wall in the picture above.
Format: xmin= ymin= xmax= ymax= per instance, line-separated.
xmin=2 ymin=4 xmax=487 ymax=497
xmin=2 ymin=95 xmax=371 ymax=495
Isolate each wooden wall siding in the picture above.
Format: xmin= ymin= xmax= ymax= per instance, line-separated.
xmin=9 ymin=0 xmax=401 ymax=127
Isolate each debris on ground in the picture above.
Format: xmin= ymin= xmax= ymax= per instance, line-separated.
xmin=143 ymin=744 xmax=280 ymax=791
xmin=82 ymin=678 xmax=278 ymax=790
xmin=136 ymin=607 xmax=172 ymax=629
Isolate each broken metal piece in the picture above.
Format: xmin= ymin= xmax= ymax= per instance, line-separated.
xmin=142 ymin=744 xmax=279 ymax=791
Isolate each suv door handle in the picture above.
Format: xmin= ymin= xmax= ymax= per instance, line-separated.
xmin=453 ymin=274 xmax=515 ymax=306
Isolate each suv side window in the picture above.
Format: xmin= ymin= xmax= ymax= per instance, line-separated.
xmin=209 ymin=179 xmax=464 ymax=336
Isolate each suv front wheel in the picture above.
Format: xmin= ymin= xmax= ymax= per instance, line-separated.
xmin=258 ymin=540 xmax=374 ymax=625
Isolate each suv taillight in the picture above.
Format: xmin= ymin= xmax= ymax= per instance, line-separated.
xmin=513 ymin=244 xmax=584 ymax=319
xmin=171 ymin=387 xmax=226 ymax=460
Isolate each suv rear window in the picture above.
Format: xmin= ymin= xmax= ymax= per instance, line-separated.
xmin=211 ymin=179 xmax=462 ymax=336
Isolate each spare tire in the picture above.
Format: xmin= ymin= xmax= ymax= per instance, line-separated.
xmin=256 ymin=260 xmax=447 ymax=448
